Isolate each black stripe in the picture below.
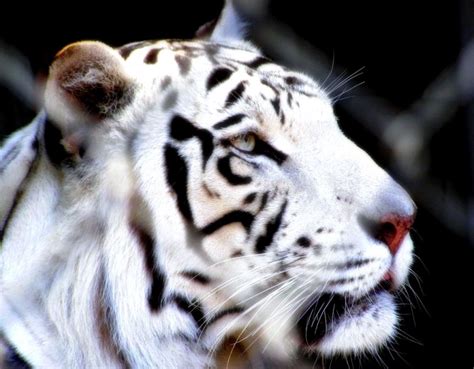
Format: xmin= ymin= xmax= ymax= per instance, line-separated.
xmin=130 ymin=222 xmax=167 ymax=312
xmin=271 ymin=96 xmax=281 ymax=117
xmin=43 ymin=118 xmax=72 ymax=167
xmin=96 ymin=267 xmax=132 ymax=369
xmin=201 ymin=129 xmax=215 ymax=168
xmin=252 ymin=139 xmax=288 ymax=166
xmin=164 ymin=144 xmax=193 ymax=222
xmin=169 ymin=115 xmax=214 ymax=168
xmin=205 ymin=306 xmax=244 ymax=328
xmin=172 ymin=294 xmax=206 ymax=329
xmin=217 ymin=155 xmax=251 ymax=185
xmin=161 ymin=76 xmax=172 ymax=90
xmin=246 ymin=56 xmax=271 ymax=69
xmin=261 ymin=79 xmax=278 ymax=95
xmin=170 ymin=115 xmax=196 ymax=141
xmin=207 ymin=67 xmax=234 ymax=91
xmin=243 ymin=192 xmax=257 ymax=205
xmin=255 ymin=200 xmax=288 ymax=253
xmin=285 ymin=76 xmax=304 ymax=86
xmin=225 ymin=82 xmax=246 ymax=108
xmin=204 ymin=44 xmax=219 ymax=64
xmin=0 ymin=138 xmax=39 ymax=243
xmin=180 ymin=270 xmax=211 ymax=285
xmin=162 ymin=90 xmax=178 ymax=111
xmin=118 ymin=41 xmax=152 ymax=59
xmin=212 ymin=114 xmax=246 ymax=130
xmin=201 ymin=210 xmax=254 ymax=235
xmin=175 ymin=55 xmax=191 ymax=75
xmin=287 ymin=92 xmax=293 ymax=108
xmin=258 ymin=192 xmax=270 ymax=213
xmin=144 ymin=48 xmax=160 ymax=64
xmin=296 ymin=236 xmax=311 ymax=248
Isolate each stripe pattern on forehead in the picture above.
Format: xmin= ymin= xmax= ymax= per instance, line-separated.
xmin=245 ymin=56 xmax=273 ymax=70
xmin=144 ymin=48 xmax=161 ymax=64
xmin=175 ymin=55 xmax=192 ymax=76
xmin=225 ymin=82 xmax=246 ymax=108
xmin=212 ymin=114 xmax=246 ymax=130
xmin=118 ymin=41 xmax=153 ymax=59
xmin=207 ymin=67 xmax=234 ymax=91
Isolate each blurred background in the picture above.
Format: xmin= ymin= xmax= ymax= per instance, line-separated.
xmin=0 ymin=1 xmax=472 ymax=368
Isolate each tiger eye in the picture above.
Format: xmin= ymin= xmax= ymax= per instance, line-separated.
xmin=231 ymin=133 xmax=256 ymax=152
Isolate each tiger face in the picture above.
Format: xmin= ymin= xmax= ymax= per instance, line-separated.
xmin=0 ymin=2 xmax=415 ymax=367
xmin=117 ymin=41 xmax=416 ymax=357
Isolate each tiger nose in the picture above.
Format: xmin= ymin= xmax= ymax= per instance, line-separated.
xmin=375 ymin=213 xmax=415 ymax=255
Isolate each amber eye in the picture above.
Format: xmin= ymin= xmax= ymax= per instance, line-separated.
xmin=230 ymin=133 xmax=257 ymax=152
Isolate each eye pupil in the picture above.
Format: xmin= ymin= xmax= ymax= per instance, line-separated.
xmin=231 ymin=133 xmax=256 ymax=152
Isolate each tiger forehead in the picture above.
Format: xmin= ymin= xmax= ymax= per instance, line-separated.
xmin=117 ymin=39 xmax=327 ymax=99
xmin=118 ymin=40 xmax=255 ymax=69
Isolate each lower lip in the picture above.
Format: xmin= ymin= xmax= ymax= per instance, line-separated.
xmin=296 ymin=283 xmax=391 ymax=347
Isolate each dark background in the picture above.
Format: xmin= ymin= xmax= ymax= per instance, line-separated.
xmin=0 ymin=1 xmax=473 ymax=368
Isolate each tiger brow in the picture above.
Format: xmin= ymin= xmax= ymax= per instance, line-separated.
xmin=212 ymin=114 xmax=246 ymax=130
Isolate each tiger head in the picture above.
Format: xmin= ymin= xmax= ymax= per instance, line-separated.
xmin=1 ymin=1 xmax=416 ymax=367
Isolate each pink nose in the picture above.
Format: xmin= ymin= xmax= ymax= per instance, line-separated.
xmin=376 ymin=214 xmax=415 ymax=255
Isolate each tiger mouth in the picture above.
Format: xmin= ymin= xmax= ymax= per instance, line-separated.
xmin=295 ymin=279 xmax=393 ymax=347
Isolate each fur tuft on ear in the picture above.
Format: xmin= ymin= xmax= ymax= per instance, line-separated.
xmin=44 ymin=41 xmax=134 ymax=130
xmin=209 ymin=0 xmax=249 ymax=44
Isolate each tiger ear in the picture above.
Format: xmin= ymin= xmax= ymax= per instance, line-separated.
xmin=206 ymin=0 xmax=249 ymax=43
xmin=44 ymin=41 xmax=135 ymax=130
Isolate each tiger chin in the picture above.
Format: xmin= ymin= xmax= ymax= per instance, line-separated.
xmin=0 ymin=1 xmax=416 ymax=368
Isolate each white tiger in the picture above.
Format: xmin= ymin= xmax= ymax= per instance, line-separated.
xmin=0 ymin=1 xmax=416 ymax=368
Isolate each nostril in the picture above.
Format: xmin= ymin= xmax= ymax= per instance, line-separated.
xmin=376 ymin=222 xmax=397 ymax=250
xmin=376 ymin=214 xmax=415 ymax=255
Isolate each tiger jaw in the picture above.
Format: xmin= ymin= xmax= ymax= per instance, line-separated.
xmin=291 ymin=234 xmax=413 ymax=355
xmin=296 ymin=290 xmax=398 ymax=355
xmin=209 ymin=222 xmax=415 ymax=356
